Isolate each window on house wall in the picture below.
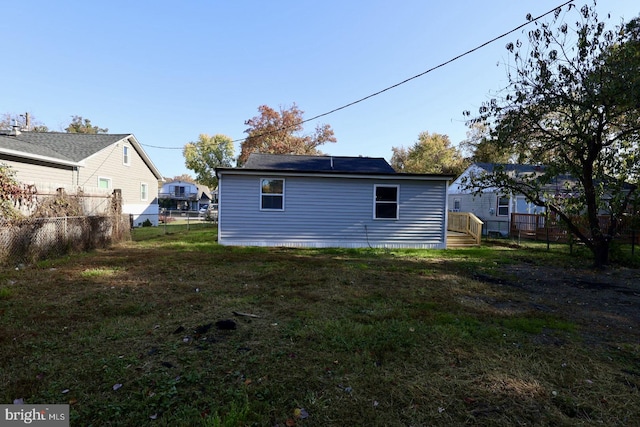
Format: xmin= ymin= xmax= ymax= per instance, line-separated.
xmin=497 ymin=196 xmax=509 ymax=216
xmin=261 ymin=178 xmax=284 ymax=210
xmin=123 ymin=145 xmax=130 ymax=166
xmin=374 ymin=185 xmax=399 ymax=219
xmin=141 ymin=183 xmax=148 ymax=201
xmin=453 ymin=199 xmax=461 ymax=212
xmin=174 ymin=186 xmax=185 ymax=197
xmin=98 ymin=177 xmax=111 ymax=189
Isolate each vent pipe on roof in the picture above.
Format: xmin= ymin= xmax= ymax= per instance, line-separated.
xmin=9 ymin=119 xmax=21 ymax=136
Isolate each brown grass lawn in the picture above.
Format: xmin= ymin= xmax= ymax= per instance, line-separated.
xmin=1 ymin=227 xmax=639 ymax=426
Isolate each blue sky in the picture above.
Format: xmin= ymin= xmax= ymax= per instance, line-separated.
xmin=3 ymin=0 xmax=638 ymax=179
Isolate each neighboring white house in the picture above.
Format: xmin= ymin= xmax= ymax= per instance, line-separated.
xmin=0 ymin=129 xmax=163 ymax=225
xmin=158 ymin=180 xmax=215 ymax=211
xmin=215 ymin=153 xmax=454 ymax=249
xmin=449 ymin=163 xmax=549 ymax=236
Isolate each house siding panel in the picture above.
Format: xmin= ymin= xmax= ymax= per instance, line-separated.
xmin=2 ymin=158 xmax=74 ymax=187
xmin=80 ymin=140 xmax=159 ymax=223
xmin=219 ymin=175 xmax=447 ymax=248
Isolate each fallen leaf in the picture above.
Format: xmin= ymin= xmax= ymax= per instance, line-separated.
xmin=113 ymin=383 xmax=123 ymax=391
xmin=149 ymin=413 xmax=158 ymax=420
xmin=13 ymin=398 xmax=24 ymax=405
xmin=68 ymin=398 xmax=78 ymax=405
xmin=293 ymin=408 xmax=309 ymax=419
xmin=61 ymin=389 xmax=70 ymax=394
xmin=285 ymin=419 xmax=296 ymax=427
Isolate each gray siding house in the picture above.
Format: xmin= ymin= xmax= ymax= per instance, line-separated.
xmin=0 ymin=129 xmax=163 ymax=225
xmin=215 ymin=154 xmax=454 ymax=249
xmin=449 ymin=163 xmax=549 ymax=236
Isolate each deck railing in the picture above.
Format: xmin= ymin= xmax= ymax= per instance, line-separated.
xmin=448 ymin=212 xmax=484 ymax=245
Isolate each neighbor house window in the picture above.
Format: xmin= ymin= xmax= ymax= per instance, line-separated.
xmin=261 ymin=178 xmax=284 ymax=210
xmin=141 ymin=183 xmax=148 ymax=201
xmin=123 ymin=145 xmax=130 ymax=166
xmin=374 ymin=185 xmax=398 ymax=219
xmin=98 ymin=177 xmax=111 ymax=189
xmin=174 ymin=186 xmax=186 ymax=197
xmin=453 ymin=199 xmax=461 ymax=212
xmin=497 ymin=196 xmax=509 ymax=216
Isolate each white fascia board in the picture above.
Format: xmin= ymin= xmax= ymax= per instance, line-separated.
xmin=0 ymin=147 xmax=83 ymax=168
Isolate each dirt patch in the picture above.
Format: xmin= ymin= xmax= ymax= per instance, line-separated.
xmin=473 ymin=263 xmax=640 ymax=345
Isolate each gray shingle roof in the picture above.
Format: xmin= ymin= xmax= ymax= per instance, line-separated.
xmin=0 ymin=131 xmax=131 ymax=163
xmin=243 ymin=153 xmax=396 ymax=174
xmin=475 ymin=163 xmax=546 ymax=174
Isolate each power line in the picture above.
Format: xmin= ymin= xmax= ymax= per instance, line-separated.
xmin=142 ymin=0 xmax=574 ymax=151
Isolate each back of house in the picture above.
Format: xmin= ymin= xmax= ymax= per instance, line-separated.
xmin=215 ymin=153 xmax=453 ymax=249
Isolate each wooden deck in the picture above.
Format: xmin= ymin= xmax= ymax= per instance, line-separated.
xmin=447 ymin=212 xmax=483 ymax=248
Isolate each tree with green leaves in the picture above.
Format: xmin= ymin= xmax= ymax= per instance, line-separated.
xmin=183 ymin=134 xmax=234 ymax=189
xmin=460 ymin=121 xmax=513 ymax=163
xmin=390 ymin=131 xmax=468 ymax=177
xmin=65 ymin=115 xmax=108 ymax=134
xmin=464 ymin=3 xmax=640 ymax=267
xmin=239 ymin=104 xmax=336 ymax=166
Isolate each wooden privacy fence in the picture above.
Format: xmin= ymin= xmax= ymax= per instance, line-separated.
xmin=510 ymin=213 xmax=640 ymax=244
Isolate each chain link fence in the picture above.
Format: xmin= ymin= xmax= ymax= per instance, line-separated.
xmin=0 ymin=214 xmax=130 ymax=266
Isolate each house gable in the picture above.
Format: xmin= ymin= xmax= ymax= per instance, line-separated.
xmin=0 ymin=131 xmax=163 ymax=225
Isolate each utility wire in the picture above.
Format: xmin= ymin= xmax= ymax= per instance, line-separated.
xmin=142 ymin=0 xmax=574 ymax=150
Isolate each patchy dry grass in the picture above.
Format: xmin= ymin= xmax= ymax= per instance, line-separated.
xmin=0 ymin=227 xmax=639 ymax=426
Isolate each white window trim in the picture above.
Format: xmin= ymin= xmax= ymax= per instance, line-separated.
xmin=260 ymin=178 xmax=285 ymax=211
xmin=98 ymin=176 xmax=112 ymax=189
xmin=123 ymin=145 xmax=131 ymax=166
xmin=373 ymin=184 xmax=399 ymax=220
xmin=140 ymin=182 xmax=149 ymax=201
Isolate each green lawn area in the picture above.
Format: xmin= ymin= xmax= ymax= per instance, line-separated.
xmin=1 ymin=227 xmax=638 ymax=426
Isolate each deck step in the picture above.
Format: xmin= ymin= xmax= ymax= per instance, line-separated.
xmin=447 ymin=234 xmax=480 ymax=248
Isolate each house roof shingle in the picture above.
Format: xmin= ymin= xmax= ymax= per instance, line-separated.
xmin=0 ymin=131 xmax=131 ymax=163
xmin=242 ymin=153 xmax=397 ymax=174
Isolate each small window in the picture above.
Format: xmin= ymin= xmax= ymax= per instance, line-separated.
xmin=141 ymin=183 xmax=148 ymax=201
xmin=261 ymin=178 xmax=284 ymax=210
xmin=497 ymin=196 xmax=509 ymax=216
xmin=374 ymin=185 xmax=398 ymax=219
xmin=98 ymin=177 xmax=111 ymax=189
xmin=453 ymin=199 xmax=461 ymax=212
xmin=174 ymin=186 xmax=185 ymax=197
xmin=123 ymin=145 xmax=130 ymax=166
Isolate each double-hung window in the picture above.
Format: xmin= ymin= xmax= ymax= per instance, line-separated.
xmin=497 ymin=196 xmax=509 ymax=216
xmin=374 ymin=185 xmax=398 ymax=219
xmin=140 ymin=183 xmax=148 ymax=201
xmin=261 ymin=178 xmax=284 ymax=210
xmin=123 ymin=145 xmax=130 ymax=166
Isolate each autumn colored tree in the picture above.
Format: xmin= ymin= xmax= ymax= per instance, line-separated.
xmin=183 ymin=134 xmax=234 ymax=189
xmin=0 ymin=163 xmax=36 ymax=219
xmin=390 ymin=132 xmax=467 ymax=177
xmin=171 ymin=174 xmax=196 ymax=184
xmin=65 ymin=115 xmax=108 ymax=134
xmin=238 ymin=104 xmax=336 ymax=165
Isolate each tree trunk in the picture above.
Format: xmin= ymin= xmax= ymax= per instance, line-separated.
xmin=592 ymin=239 xmax=610 ymax=268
